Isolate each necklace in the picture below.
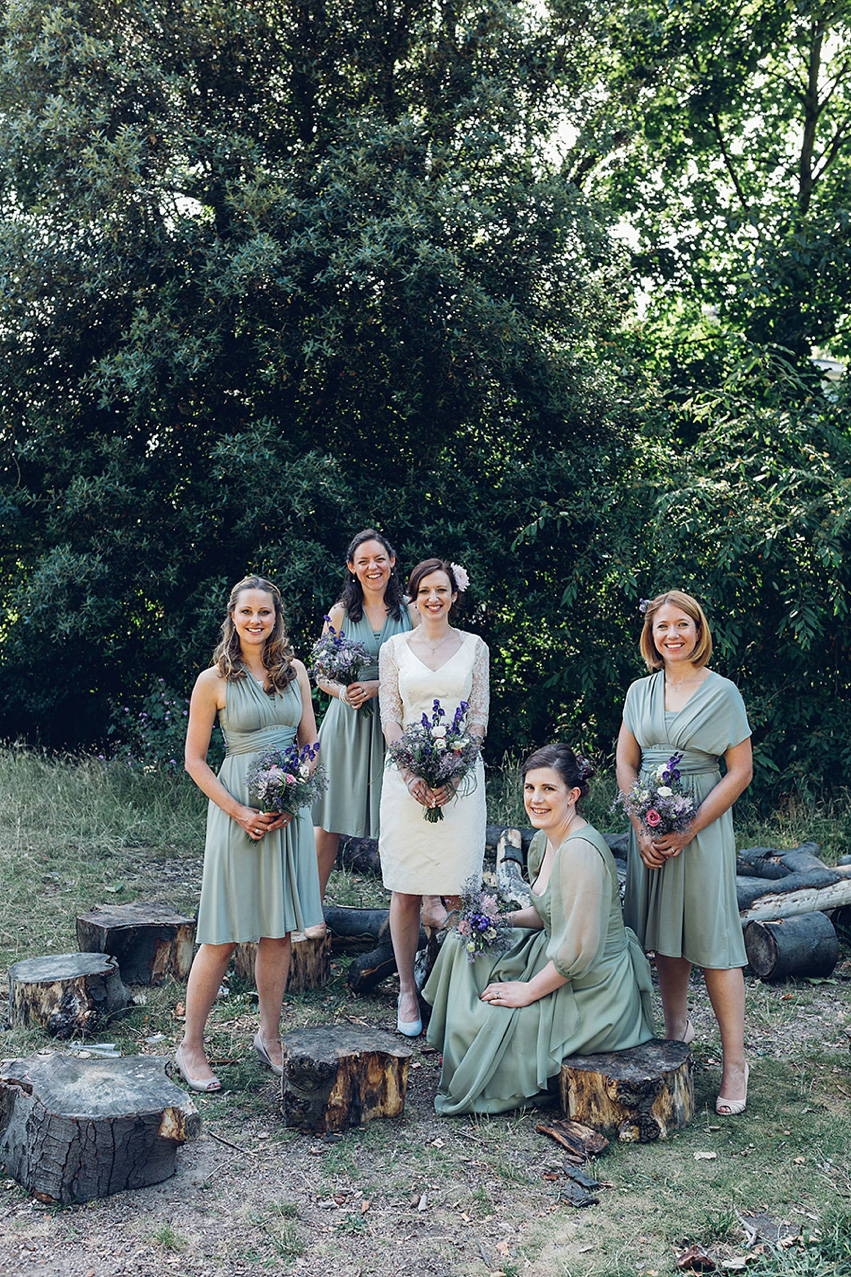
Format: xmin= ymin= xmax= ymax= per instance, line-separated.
xmin=419 ymin=631 xmax=452 ymax=654
xmin=666 ymin=672 xmax=704 ymax=689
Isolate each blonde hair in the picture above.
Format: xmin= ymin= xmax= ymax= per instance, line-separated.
xmin=639 ymin=590 xmax=713 ymax=672
xmin=213 ymin=576 xmax=296 ymax=692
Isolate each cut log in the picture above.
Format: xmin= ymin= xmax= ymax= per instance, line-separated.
xmin=744 ymin=913 xmax=839 ymax=981
xmin=232 ymin=931 xmax=331 ymax=994
xmin=496 ymin=829 xmax=532 ymax=908
xmin=324 ymin=905 xmax=391 ymax=953
xmin=347 ymin=939 xmax=398 ymax=994
xmin=0 ymin=1052 xmax=200 ymax=1204
xmin=559 ymin=1039 xmax=693 ymax=1142
xmin=8 ymin=954 xmax=131 ymax=1039
xmin=75 ymin=901 xmax=196 ymax=986
xmin=280 ymin=1025 xmax=412 ymax=1133
xmin=737 ymin=863 xmax=851 ymax=921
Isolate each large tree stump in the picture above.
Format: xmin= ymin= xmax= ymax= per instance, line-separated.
xmin=280 ymin=1025 xmax=412 ymax=1133
xmin=744 ymin=913 xmax=839 ymax=981
xmin=0 ymin=1053 xmax=201 ymax=1204
xmin=8 ymin=954 xmax=131 ymax=1038
xmin=232 ymin=931 xmax=331 ymax=994
xmin=76 ymin=901 xmax=196 ymax=986
xmin=560 ymin=1039 xmax=693 ymax=1142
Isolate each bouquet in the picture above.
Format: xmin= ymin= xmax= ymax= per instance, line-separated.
xmin=245 ymin=742 xmax=327 ymax=817
xmin=455 ymin=876 xmax=513 ymax=963
xmin=385 ymin=698 xmax=480 ymax=823
xmin=613 ymin=752 xmax=696 ymax=838
xmin=309 ymin=618 xmax=374 ymax=716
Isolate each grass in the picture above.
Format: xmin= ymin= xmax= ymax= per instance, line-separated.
xmin=1 ymin=745 xmax=851 ymax=1277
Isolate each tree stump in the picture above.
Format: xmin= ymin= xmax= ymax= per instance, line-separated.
xmin=744 ymin=913 xmax=839 ymax=981
xmin=559 ymin=1039 xmax=693 ymax=1142
xmin=8 ymin=954 xmax=131 ymax=1039
xmin=280 ymin=1025 xmax=412 ymax=1133
xmin=76 ymin=901 xmax=196 ymax=986
xmin=0 ymin=1052 xmax=201 ymax=1204
xmin=232 ymin=931 xmax=331 ymax=994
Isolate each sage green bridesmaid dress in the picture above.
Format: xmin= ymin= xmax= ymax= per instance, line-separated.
xmin=196 ymin=674 xmax=323 ymax=944
xmin=622 ymin=669 xmax=751 ymax=969
xmin=312 ymin=609 xmax=413 ymax=839
xmin=423 ymin=825 xmax=654 ymax=1116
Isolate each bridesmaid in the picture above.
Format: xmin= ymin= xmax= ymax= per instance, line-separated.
xmin=616 ymin=590 xmax=753 ymax=1115
xmin=178 ymin=576 xmax=322 ymax=1091
xmin=311 ymin=529 xmax=417 ymax=929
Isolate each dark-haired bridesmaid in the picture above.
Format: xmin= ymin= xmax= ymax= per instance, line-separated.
xmin=310 ymin=530 xmax=418 ymax=926
xmin=423 ymin=745 xmax=654 ymax=1115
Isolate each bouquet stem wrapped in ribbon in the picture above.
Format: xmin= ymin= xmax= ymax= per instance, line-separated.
xmin=245 ymin=742 xmax=327 ymax=817
xmin=386 ymin=698 xmax=480 ymax=823
xmin=309 ymin=618 xmax=374 ymax=716
xmin=613 ymin=752 xmax=696 ymax=838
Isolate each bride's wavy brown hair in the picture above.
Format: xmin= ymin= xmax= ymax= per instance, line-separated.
xmin=213 ymin=576 xmax=296 ymax=693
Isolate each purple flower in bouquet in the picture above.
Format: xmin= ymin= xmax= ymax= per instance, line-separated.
xmin=455 ymin=876 xmax=513 ymax=962
xmin=245 ymin=742 xmax=327 ymax=818
xmin=386 ymin=699 xmax=480 ymax=823
xmin=613 ymin=752 xmax=696 ymax=838
xmin=309 ymin=618 xmax=374 ymax=716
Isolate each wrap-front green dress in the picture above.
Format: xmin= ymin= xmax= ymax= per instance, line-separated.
xmin=196 ymin=673 xmax=323 ymax=944
xmin=423 ymin=825 xmax=654 ymax=1115
xmin=622 ymin=669 xmax=751 ymax=969
xmin=312 ymin=609 xmax=413 ymax=839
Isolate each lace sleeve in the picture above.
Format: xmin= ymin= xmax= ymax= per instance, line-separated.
xmin=466 ymin=636 xmax=489 ymax=730
xmin=378 ymin=637 xmax=404 ymax=729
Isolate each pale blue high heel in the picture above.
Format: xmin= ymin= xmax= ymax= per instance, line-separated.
xmin=396 ymin=994 xmax=422 ymax=1038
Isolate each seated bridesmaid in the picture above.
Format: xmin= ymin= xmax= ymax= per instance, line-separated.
xmin=423 ymin=744 xmax=655 ymax=1116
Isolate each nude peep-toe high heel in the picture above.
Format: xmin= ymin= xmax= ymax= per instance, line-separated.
xmin=174 ymin=1043 xmax=221 ymax=1093
xmin=716 ymin=1063 xmax=749 ymax=1116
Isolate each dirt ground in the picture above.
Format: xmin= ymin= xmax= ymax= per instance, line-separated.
xmin=3 ymin=939 xmax=851 ymax=1277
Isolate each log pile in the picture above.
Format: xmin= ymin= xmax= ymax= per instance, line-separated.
xmin=0 ymin=1053 xmax=200 ymax=1204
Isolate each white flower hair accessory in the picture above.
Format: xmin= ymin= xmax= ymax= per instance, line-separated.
xmin=450 ymin=562 xmax=470 ymax=591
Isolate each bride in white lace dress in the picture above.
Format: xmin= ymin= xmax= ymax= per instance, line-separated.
xmin=378 ymin=559 xmax=489 ymax=1037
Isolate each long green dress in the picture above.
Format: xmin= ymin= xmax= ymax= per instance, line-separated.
xmin=622 ymin=669 xmax=751 ymax=969
xmin=312 ymin=609 xmax=412 ymax=839
xmin=423 ymin=825 xmax=654 ymax=1116
xmin=196 ymin=673 xmax=323 ymax=944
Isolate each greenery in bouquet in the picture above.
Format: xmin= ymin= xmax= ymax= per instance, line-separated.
xmin=309 ymin=619 xmax=374 ymax=716
xmin=455 ymin=876 xmax=513 ymax=963
xmin=386 ymin=699 xmax=480 ymax=823
xmin=614 ymin=752 xmax=696 ymax=838
xmin=245 ymin=743 xmax=327 ymax=816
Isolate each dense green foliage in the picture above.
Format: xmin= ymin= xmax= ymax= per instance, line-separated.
xmin=1 ymin=1 xmax=849 ymax=797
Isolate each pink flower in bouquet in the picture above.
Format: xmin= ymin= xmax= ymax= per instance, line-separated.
xmin=285 ymin=773 xmax=297 ymax=783
xmin=646 ymin=808 xmax=661 ymax=827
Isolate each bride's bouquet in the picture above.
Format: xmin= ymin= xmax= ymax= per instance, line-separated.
xmin=455 ymin=876 xmax=513 ymax=963
xmin=386 ymin=698 xmax=480 ymax=823
xmin=613 ymin=752 xmax=696 ymax=838
xmin=245 ymin=742 xmax=327 ymax=817
xmin=309 ymin=618 xmax=374 ymax=716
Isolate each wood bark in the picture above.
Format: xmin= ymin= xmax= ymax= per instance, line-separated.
xmin=8 ymin=953 xmax=131 ymax=1039
xmin=744 ymin=913 xmax=839 ymax=981
xmin=338 ymin=835 xmax=382 ymax=876
xmin=324 ymin=905 xmax=392 ymax=951
xmin=0 ymin=1052 xmax=200 ymax=1204
xmin=232 ymin=931 xmax=331 ymax=994
xmin=737 ymin=862 xmax=851 ymax=921
xmin=280 ymin=1026 xmax=411 ymax=1133
xmin=559 ymin=1039 xmax=693 ymax=1142
xmin=75 ymin=901 xmax=196 ymax=986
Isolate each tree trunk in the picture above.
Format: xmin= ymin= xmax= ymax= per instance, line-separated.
xmin=232 ymin=932 xmax=331 ymax=994
xmin=744 ymin=913 xmax=839 ymax=981
xmin=560 ymin=1039 xmax=694 ymax=1142
xmin=0 ymin=1053 xmax=200 ymax=1204
xmin=75 ymin=901 xmax=196 ymax=985
xmin=280 ymin=1025 xmax=412 ymax=1133
xmin=8 ymin=953 xmax=131 ymax=1039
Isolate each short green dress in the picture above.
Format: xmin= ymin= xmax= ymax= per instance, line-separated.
xmin=423 ymin=825 xmax=655 ymax=1116
xmin=312 ymin=609 xmax=412 ymax=839
xmin=622 ymin=669 xmax=751 ymax=969
xmin=196 ymin=673 xmax=323 ymax=944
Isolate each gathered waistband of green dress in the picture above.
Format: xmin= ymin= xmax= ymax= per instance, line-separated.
xmin=640 ymin=746 xmax=718 ymax=775
xmin=224 ymin=726 xmax=298 ymax=757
